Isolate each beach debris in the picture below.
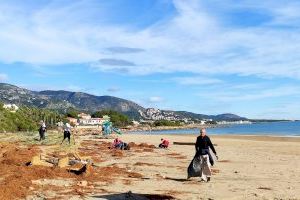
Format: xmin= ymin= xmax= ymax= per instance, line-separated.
xmin=124 ymin=191 xmax=175 ymax=200
xmin=218 ymin=160 xmax=231 ymax=163
xmin=29 ymin=153 xmax=94 ymax=175
xmin=69 ymin=163 xmax=93 ymax=175
xmin=257 ymin=187 xmax=272 ymax=190
xmin=30 ymin=155 xmax=53 ymax=167
xmin=58 ymin=157 xmax=69 ymax=168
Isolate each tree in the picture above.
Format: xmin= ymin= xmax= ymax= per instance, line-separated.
xmin=66 ymin=108 xmax=80 ymax=118
xmin=0 ymin=105 xmax=66 ymax=132
xmin=92 ymin=110 xmax=132 ymax=127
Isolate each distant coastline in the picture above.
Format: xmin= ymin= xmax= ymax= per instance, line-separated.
xmin=125 ymin=120 xmax=295 ymax=132
xmin=124 ymin=123 xmax=225 ymax=132
xmin=127 ymin=121 xmax=300 ymax=137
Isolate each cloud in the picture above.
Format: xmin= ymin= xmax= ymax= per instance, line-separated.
xmin=1 ymin=0 xmax=300 ymax=80
xmin=0 ymin=73 xmax=8 ymax=81
xmin=106 ymin=47 xmax=145 ymax=54
xmin=197 ymin=85 xmax=300 ymax=102
xmin=107 ymin=87 xmax=120 ymax=92
xmin=148 ymin=96 xmax=164 ymax=103
xmin=173 ymin=76 xmax=223 ymax=85
xmin=98 ymin=58 xmax=136 ymax=66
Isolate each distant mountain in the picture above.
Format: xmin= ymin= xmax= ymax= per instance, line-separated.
xmin=0 ymin=83 xmax=247 ymax=121
xmin=173 ymin=111 xmax=247 ymax=121
xmin=213 ymin=113 xmax=248 ymax=121
xmin=174 ymin=111 xmax=211 ymax=120
xmin=0 ymin=83 xmax=144 ymax=119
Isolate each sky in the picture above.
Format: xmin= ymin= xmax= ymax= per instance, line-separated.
xmin=1 ymin=0 xmax=300 ymax=119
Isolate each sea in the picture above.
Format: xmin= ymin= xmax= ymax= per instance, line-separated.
xmin=129 ymin=121 xmax=300 ymax=136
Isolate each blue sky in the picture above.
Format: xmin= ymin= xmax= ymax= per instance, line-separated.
xmin=1 ymin=0 xmax=300 ymax=119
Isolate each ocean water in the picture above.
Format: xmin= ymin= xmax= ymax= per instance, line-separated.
xmin=129 ymin=121 xmax=300 ymax=136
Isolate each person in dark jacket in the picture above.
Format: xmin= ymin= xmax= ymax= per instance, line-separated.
xmin=39 ymin=121 xmax=47 ymax=141
xmin=195 ymin=128 xmax=218 ymax=166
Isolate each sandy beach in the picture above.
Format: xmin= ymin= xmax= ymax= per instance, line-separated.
xmin=0 ymin=131 xmax=299 ymax=200
xmin=116 ymin=134 xmax=300 ymax=200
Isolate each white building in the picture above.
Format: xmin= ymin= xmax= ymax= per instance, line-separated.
xmin=217 ymin=120 xmax=252 ymax=125
xmin=79 ymin=117 xmax=105 ymax=125
xmin=78 ymin=113 xmax=91 ymax=120
xmin=3 ymin=104 xmax=19 ymax=112
xmin=89 ymin=118 xmax=104 ymax=125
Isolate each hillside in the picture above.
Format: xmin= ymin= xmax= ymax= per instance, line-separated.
xmin=0 ymin=103 xmax=65 ymax=132
xmin=0 ymin=83 xmax=247 ymax=121
xmin=0 ymin=83 xmax=144 ymax=119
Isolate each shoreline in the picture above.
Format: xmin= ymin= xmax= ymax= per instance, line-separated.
xmin=124 ymin=123 xmax=225 ymax=132
xmin=125 ymin=130 xmax=300 ymax=138
xmin=122 ymin=132 xmax=300 ymax=142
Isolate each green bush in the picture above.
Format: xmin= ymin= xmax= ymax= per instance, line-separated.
xmin=153 ymin=120 xmax=182 ymax=127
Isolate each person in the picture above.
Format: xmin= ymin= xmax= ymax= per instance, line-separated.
xmin=194 ymin=128 xmax=218 ymax=181
xmin=39 ymin=121 xmax=47 ymax=141
xmin=196 ymin=128 xmax=218 ymax=165
xmin=112 ymin=138 xmax=123 ymax=149
xmin=159 ymin=138 xmax=169 ymax=148
xmin=112 ymin=138 xmax=130 ymax=150
xmin=61 ymin=123 xmax=71 ymax=145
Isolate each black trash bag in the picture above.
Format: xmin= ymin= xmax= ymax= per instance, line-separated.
xmin=187 ymin=154 xmax=202 ymax=179
xmin=121 ymin=142 xmax=130 ymax=150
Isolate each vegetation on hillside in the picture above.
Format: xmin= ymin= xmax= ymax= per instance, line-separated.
xmin=0 ymin=102 xmax=66 ymax=132
xmin=153 ymin=120 xmax=182 ymax=127
xmin=92 ymin=110 xmax=132 ymax=127
xmin=66 ymin=107 xmax=80 ymax=118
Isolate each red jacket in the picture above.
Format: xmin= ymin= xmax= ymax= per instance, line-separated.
xmin=112 ymin=138 xmax=122 ymax=147
xmin=162 ymin=139 xmax=169 ymax=147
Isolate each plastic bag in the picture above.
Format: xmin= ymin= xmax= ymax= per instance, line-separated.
xmin=187 ymin=154 xmax=201 ymax=179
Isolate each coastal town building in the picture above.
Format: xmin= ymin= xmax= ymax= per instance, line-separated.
xmin=140 ymin=108 xmax=181 ymax=121
xmin=67 ymin=117 xmax=78 ymax=126
xmin=217 ymin=120 xmax=252 ymax=125
xmin=132 ymin=120 xmax=140 ymax=126
xmin=76 ymin=113 xmax=105 ymax=125
xmin=3 ymin=104 xmax=19 ymax=112
xmin=78 ymin=113 xmax=91 ymax=120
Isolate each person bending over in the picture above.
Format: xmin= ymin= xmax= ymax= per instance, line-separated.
xmin=159 ymin=138 xmax=169 ymax=148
